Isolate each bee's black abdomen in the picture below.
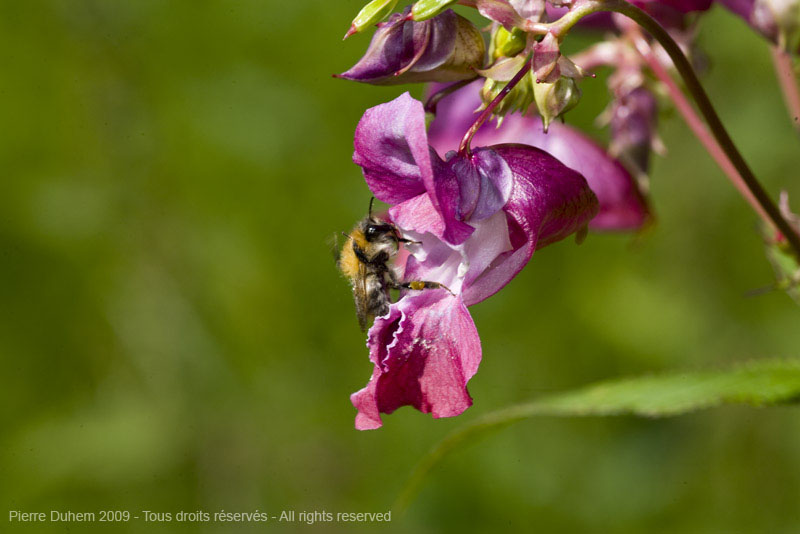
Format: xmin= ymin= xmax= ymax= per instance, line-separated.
xmin=366 ymin=273 xmax=390 ymax=318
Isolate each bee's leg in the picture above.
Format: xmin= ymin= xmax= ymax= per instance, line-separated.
xmin=391 ymin=280 xmax=455 ymax=296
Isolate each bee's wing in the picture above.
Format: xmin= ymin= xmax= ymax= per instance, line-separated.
xmin=353 ymin=261 xmax=370 ymax=332
xmin=327 ymin=232 xmax=342 ymax=264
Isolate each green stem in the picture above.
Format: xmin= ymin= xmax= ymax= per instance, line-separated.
xmin=424 ymin=77 xmax=478 ymax=114
xmin=599 ymin=0 xmax=800 ymax=259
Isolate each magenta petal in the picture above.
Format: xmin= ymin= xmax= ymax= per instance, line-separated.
xmin=389 ymin=192 xmax=447 ymax=239
xmin=431 ymin=158 xmax=476 ymax=245
xmin=351 ymin=292 xmax=481 ymax=430
xmin=447 ymin=147 xmax=513 ymax=221
xmin=353 ymin=92 xmax=432 ymax=204
xmin=355 ymin=93 xmax=474 ymax=244
xmin=513 ymin=122 xmax=650 ymax=231
xmin=391 ymin=198 xmax=513 ymax=295
xmin=462 ymin=144 xmax=599 ymax=306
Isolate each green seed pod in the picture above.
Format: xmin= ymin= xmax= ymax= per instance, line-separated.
xmin=412 ymin=0 xmax=459 ymax=21
xmin=533 ymin=76 xmax=581 ymax=132
xmin=345 ymin=0 xmax=400 ymax=39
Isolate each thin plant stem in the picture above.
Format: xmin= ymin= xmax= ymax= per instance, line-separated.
xmin=601 ymin=0 xmax=800 ymax=259
xmin=424 ymin=77 xmax=478 ymax=114
xmin=459 ymin=56 xmax=531 ymax=156
xmin=770 ymin=46 xmax=800 ymax=134
xmin=631 ymin=33 xmax=773 ymax=228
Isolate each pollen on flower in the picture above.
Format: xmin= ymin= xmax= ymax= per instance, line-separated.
xmin=416 ymin=337 xmax=434 ymax=351
xmin=457 ymin=259 xmax=469 ymax=279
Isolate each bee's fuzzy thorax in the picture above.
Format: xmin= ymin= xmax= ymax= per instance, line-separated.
xmin=337 ymin=237 xmax=361 ymax=279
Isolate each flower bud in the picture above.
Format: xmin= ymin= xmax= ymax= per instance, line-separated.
xmin=533 ymin=32 xmax=591 ymax=83
xmin=533 ymin=77 xmax=581 ymax=132
xmin=510 ymin=0 xmax=546 ymax=20
xmin=337 ymin=9 xmax=485 ymax=85
xmin=609 ymin=87 xmax=658 ymax=176
xmin=478 ymin=56 xmax=537 ymax=117
xmin=344 ymin=0 xmax=400 ymax=39
xmin=412 ymin=0 xmax=459 ymax=21
xmin=492 ymin=26 xmax=528 ymax=59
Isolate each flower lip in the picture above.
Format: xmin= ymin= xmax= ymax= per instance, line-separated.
xmin=351 ymin=290 xmax=481 ymax=430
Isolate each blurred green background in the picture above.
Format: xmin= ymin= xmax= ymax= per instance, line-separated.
xmin=1 ymin=1 xmax=799 ymax=532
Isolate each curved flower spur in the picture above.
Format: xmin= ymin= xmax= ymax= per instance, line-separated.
xmin=345 ymin=93 xmax=598 ymax=430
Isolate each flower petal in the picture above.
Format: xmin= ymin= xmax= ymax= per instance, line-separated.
xmin=353 ymin=92 xmax=432 ymax=204
xmin=446 ymin=147 xmax=513 ymax=221
xmin=354 ymin=93 xmax=474 ymax=243
xmin=462 ymin=143 xmax=599 ymax=306
xmin=392 ymin=146 xmax=598 ymax=306
xmin=391 ymin=198 xmax=513 ymax=294
xmin=351 ymin=292 xmax=481 ymax=430
xmin=513 ymin=122 xmax=650 ymax=231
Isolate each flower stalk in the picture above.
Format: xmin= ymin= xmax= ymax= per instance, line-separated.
xmin=474 ymin=0 xmax=800 ymax=258
xmin=771 ymin=46 xmax=800 ymax=135
xmin=424 ymin=77 xmax=479 ymax=114
xmin=459 ymin=55 xmax=532 ymax=156
xmin=630 ymin=33 xmax=774 ymax=228
xmin=597 ymin=0 xmax=800 ymax=261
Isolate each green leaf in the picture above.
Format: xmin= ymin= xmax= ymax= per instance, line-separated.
xmin=395 ymin=359 xmax=800 ymax=513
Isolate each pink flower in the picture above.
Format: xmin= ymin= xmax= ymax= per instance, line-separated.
xmin=349 ymin=93 xmax=598 ymax=429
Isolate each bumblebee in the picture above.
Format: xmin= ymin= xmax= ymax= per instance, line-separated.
xmin=338 ymin=199 xmax=451 ymax=331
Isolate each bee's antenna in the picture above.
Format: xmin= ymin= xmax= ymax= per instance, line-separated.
xmin=368 ymin=197 xmax=375 ymax=221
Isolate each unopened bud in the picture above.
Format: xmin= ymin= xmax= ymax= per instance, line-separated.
xmin=337 ymin=9 xmax=485 ymax=85
xmin=533 ymin=76 xmax=581 ymax=131
xmin=492 ymin=27 xmax=527 ymax=59
xmin=345 ymin=0 xmax=400 ymax=39
xmin=480 ymin=74 xmax=536 ymax=119
xmin=412 ymin=0 xmax=459 ymax=21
